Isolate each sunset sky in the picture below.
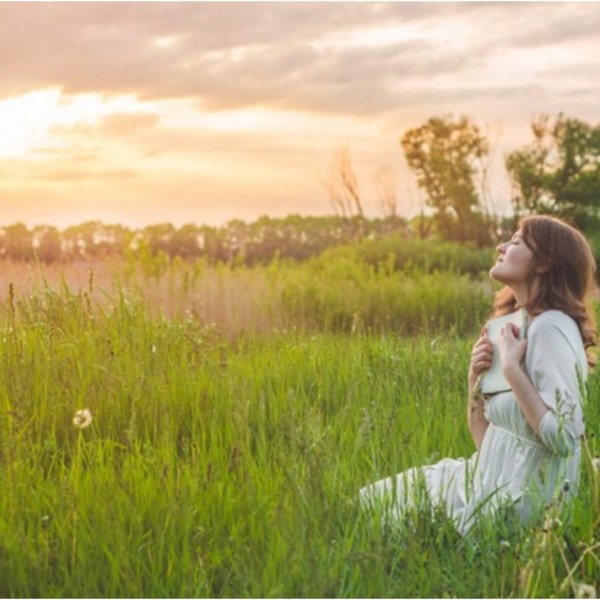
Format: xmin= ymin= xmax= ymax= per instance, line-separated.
xmin=0 ymin=2 xmax=599 ymax=229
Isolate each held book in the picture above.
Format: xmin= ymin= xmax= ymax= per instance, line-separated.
xmin=479 ymin=308 xmax=528 ymax=395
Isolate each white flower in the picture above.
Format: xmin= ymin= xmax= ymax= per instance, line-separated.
xmin=543 ymin=516 xmax=562 ymax=531
xmin=591 ymin=456 xmax=600 ymax=474
xmin=574 ymin=582 xmax=596 ymax=599
xmin=72 ymin=408 xmax=93 ymax=429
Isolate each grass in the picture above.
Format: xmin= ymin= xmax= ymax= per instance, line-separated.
xmin=0 ymin=255 xmax=492 ymax=337
xmin=0 ymin=263 xmax=598 ymax=597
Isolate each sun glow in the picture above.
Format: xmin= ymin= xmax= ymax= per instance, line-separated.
xmin=0 ymin=87 xmax=320 ymax=160
xmin=153 ymin=35 xmax=178 ymax=48
xmin=0 ymin=89 xmax=62 ymax=158
xmin=0 ymin=88 xmax=160 ymax=158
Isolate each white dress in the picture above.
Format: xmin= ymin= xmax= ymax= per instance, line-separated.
xmin=359 ymin=310 xmax=587 ymax=535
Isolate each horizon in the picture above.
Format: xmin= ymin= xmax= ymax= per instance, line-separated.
xmin=1 ymin=2 xmax=599 ymax=229
xmin=0 ymin=211 xmax=414 ymax=233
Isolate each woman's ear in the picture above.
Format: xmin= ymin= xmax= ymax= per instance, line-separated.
xmin=535 ymin=260 xmax=552 ymax=274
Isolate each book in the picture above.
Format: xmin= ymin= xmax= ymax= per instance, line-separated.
xmin=479 ymin=308 xmax=528 ymax=395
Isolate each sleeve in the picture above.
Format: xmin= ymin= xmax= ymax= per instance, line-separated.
xmin=525 ymin=319 xmax=586 ymax=457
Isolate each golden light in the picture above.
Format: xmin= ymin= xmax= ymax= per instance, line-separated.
xmin=0 ymin=88 xmax=160 ymax=158
xmin=0 ymin=88 xmax=63 ymax=158
xmin=153 ymin=35 xmax=178 ymax=48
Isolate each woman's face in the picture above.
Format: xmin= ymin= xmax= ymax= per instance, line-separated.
xmin=490 ymin=229 xmax=536 ymax=286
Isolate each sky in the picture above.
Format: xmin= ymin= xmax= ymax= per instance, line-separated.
xmin=0 ymin=1 xmax=599 ymax=229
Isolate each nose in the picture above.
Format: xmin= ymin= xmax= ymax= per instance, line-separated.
xmin=496 ymin=241 xmax=508 ymax=253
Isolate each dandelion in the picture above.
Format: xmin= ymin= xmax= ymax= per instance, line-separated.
xmin=574 ymin=582 xmax=596 ymax=598
xmin=543 ymin=515 xmax=562 ymax=531
xmin=591 ymin=456 xmax=600 ymax=474
xmin=73 ymin=408 xmax=93 ymax=429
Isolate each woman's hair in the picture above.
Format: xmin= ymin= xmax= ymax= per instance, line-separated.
xmin=492 ymin=215 xmax=598 ymax=365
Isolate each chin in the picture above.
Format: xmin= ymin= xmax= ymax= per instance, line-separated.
xmin=489 ymin=265 xmax=506 ymax=283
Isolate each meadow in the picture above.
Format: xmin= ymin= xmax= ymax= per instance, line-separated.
xmin=0 ymin=251 xmax=598 ymax=598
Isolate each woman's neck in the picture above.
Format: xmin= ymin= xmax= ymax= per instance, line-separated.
xmin=511 ymin=277 xmax=539 ymax=310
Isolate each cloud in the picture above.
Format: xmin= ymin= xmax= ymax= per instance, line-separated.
xmin=502 ymin=3 xmax=600 ymax=48
xmin=1 ymin=2 xmax=599 ymax=229
xmin=0 ymin=2 xmax=597 ymax=117
xmin=97 ymin=112 xmax=160 ymax=136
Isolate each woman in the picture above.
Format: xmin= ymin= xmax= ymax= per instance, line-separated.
xmin=359 ymin=215 xmax=597 ymax=535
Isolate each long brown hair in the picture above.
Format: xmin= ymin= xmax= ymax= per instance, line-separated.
xmin=492 ymin=215 xmax=598 ymax=365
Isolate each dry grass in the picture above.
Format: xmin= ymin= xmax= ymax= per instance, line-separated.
xmin=0 ymin=258 xmax=280 ymax=335
xmin=0 ymin=256 xmax=489 ymax=337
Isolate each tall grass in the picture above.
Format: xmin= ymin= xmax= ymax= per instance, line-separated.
xmin=0 ymin=281 xmax=598 ymax=597
xmin=0 ymin=254 xmax=492 ymax=337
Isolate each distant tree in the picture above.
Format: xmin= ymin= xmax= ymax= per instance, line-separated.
xmin=401 ymin=115 xmax=493 ymax=245
xmin=63 ymin=221 xmax=103 ymax=259
xmin=321 ymin=144 xmax=364 ymax=219
xmin=141 ymin=223 xmax=176 ymax=257
xmin=3 ymin=223 xmax=33 ymax=261
xmin=170 ymin=224 xmax=202 ymax=259
xmin=34 ymin=225 xmax=62 ymax=263
xmin=409 ymin=213 xmax=434 ymax=240
xmin=223 ymin=219 xmax=250 ymax=263
xmin=199 ymin=225 xmax=227 ymax=264
xmin=243 ymin=216 xmax=282 ymax=264
xmin=506 ymin=113 xmax=600 ymax=229
xmin=95 ymin=224 xmax=134 ymax=256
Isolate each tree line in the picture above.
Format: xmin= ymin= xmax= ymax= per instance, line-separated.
xmin=2 ymin=111 xmax=598 ymax=264
xmin=0 ymin=215 xmax=413 ymax=265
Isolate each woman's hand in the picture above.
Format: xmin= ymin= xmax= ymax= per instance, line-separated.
xmin=497 ymin=323 xmax=527 ymax=378
xmin=468 ymin=332 xmax=493 ymax=395
xmin=468 ymin=332 xmax=493 ymax=449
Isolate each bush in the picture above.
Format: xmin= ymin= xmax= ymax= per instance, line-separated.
xmin=279 ymin=250 xmax=491 ymax=335
xmin=322 ymin=236 xmax=494 ymax=278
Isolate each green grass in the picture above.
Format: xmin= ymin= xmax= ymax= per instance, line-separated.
xmin=0 ymin=277 xmax=598 ymax=597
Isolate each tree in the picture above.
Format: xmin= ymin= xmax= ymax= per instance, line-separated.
xmin=506 ymin=113 xmax=600 ymax=229
xmin=321 ymin=144 xmax=364 ymax=219
xmin=141 ymin=223 xmax=176 ymax=257
xmin=170 ymin=224 xmax=202 ymax=259
xmin=94 ymin=224 xmax=134 ymax=257
xmin=401 ymin=115 xmax=492 ymax=245
xmin=3 ymin=223 xmax=33 ymax=261
xmin=63 ymin=221 xmax=102 ymax=259
xmin=34 ymin=225 xmax=62 ymax=263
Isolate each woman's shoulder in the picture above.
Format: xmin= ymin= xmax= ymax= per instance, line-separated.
xmin=528 ymin=309 xmax=578 ymax=334
xmin=527 ymin=309 xmax=585 ymax=357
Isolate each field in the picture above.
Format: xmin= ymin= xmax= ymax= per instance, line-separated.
xmin=0 ymin=254 xmax=599 ymax=598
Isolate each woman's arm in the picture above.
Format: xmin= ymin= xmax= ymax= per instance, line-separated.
xmin=503 ymin=360 xmax=549 ymax=435
xmin=499 ymin=321 xmax=581 ymax=456
xmin=467 ymin=394 xmax=489 ymax=450
xmin=498 ymin=323 xmax=549 ymax=435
